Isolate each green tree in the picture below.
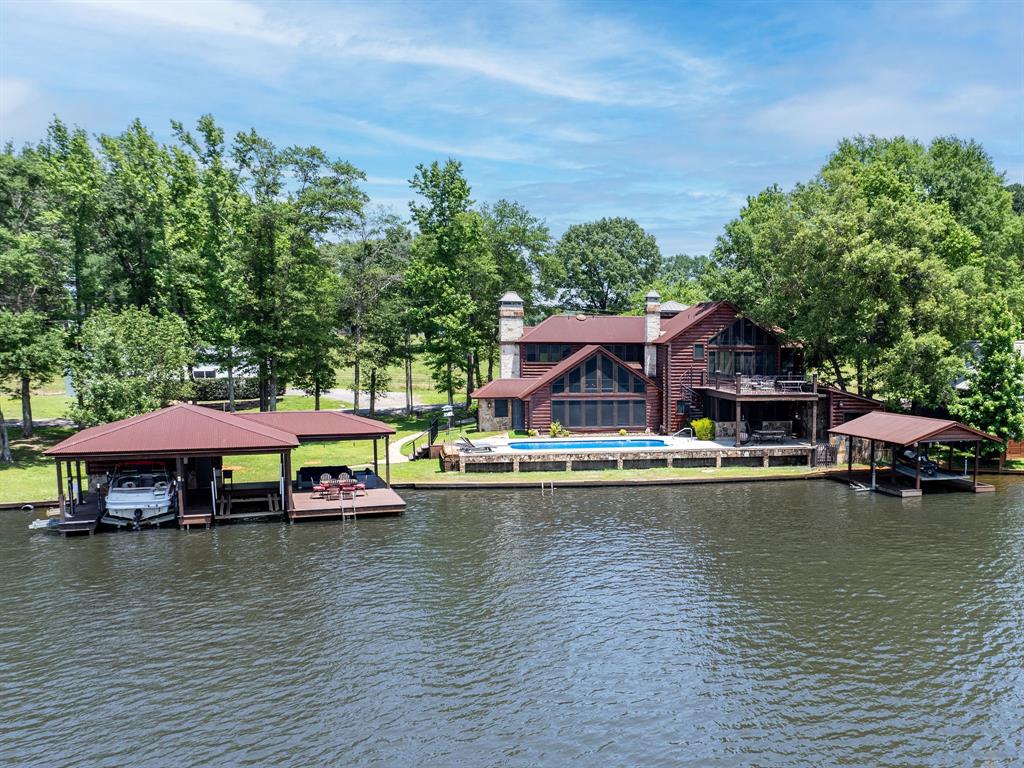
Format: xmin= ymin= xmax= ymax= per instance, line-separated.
xmin=232 ymin=132 xmax=366 ymax=411
xmin=336 ymin=207 xmax=410 ymax=413
xmin=546 ymin=217 xmax=661 ymax=313
xmin=0 ymin=145 xmax=69 ymax=437
xmin=69 ymin=307 xmax=193 ymax=426
xmin=951 ymin=297 xmax=1024 ymax=461
xmin=705 ymin=135 xmax=1008 ymax=408
xmin=407 ymin=160 xmax=497 ymax=405
xmin=649 ymin=253 xmax=708 ymax=308
xmin=172 ymin=115 xmax=247 ymax=410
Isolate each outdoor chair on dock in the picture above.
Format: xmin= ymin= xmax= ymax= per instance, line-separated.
xmin=337 ymin=473 xmax=366 ymax=497
xmin=313 ymin=473 xmax=332 ymax=499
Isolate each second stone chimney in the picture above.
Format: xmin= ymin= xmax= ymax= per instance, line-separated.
xmin=644 ymin=289 xmax=660 ymax=376
xmin=499 ymin=291 xmax=525 ymax=379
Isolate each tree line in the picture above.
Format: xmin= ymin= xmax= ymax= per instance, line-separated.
xmin=0 ymin=114 xmax=678 ymax=461
xmin=2 ymin=119 xmax=1022 ymax=460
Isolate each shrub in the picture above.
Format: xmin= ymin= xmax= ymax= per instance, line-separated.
xmin=192 ymin=376 xmax=285 ymax=402
xmin=691 ymin=417 xmax=715 ymax=441
xmin=527 ymin=428 xmax=539 ymax=437
xmin=618 ymin=428 xmax=628 ymax=436
xmin=549 ymin=421 xmax=570 ymax=438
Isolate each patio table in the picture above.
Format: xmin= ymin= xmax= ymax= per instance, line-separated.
xmin=751 ymin=429 xmax=787 ymax=444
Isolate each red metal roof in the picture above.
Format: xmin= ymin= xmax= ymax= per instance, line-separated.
xmin=519 ymin=315 xmax=646 ymax=344
xmin=657 ymin=301 xmax=730 ymax=344
xmin=237 ymin=410 xmax=396 ymax=439
xmin=470 ymin=378 xmax=536 ymax=399
xmin=828 ymin=411 xmax=1000 ymax=445
xmin=44 ymin=404 xmax=299 ymax=458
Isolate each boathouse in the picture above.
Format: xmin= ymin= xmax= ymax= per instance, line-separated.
xmin=828 ymin=411 xmax=1000 ymax=497
xmin=43 ymin=404 xmax=404 ymax=534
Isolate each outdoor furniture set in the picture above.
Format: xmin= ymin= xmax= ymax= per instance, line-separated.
xmin=313 ymin=472 xmax=367 ymax=501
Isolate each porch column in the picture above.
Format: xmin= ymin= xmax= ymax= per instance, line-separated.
xmin=65 ymin=461 xmax=73 ymax=507
xmin=734 ymin=400 xmax=742 ymax=448
xmin=175 ymin=457 xmax=186 ymax=524
xmin=282 ymin=451 xmax=293 ymax=514
xmin=384 ymin=435 xmax=391 ymax=487
xmin=56 ymin=460 xmax=65 ymax=520
xmin=373 ymin=437 xmax=379 ymax=478
xmin=847 ymin=435 xmax=853 ymax=483
xmin=869 ymin=439 xmax=876 ymax=490
xmin=973 ymin=442 xmax=979 ymax=488
xmin=75 ymin=461 xmax=84 ymax=503
xmin=914 ymin=442 xmax=921 ymax=491
xmin=948 ymin=444 xmax=954 ymax=471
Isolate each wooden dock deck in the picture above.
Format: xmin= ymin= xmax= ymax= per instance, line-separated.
xmin=56 ymin=499 xmax=104 ymax=536
xmin=288 ymin=488 xmax=407 ymax=521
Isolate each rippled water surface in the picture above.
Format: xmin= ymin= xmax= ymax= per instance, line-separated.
xmin=3 ymin=480 xmax=1024 ymax=767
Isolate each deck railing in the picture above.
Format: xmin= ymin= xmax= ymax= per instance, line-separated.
xmin=700 ymin=371 xmax=815 ymax=395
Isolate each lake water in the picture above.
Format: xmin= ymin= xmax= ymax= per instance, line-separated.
xmin=2 ymin=479 xmax=1023 ymax=767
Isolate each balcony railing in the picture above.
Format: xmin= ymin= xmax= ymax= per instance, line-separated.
xmin=696 ymin=371 xmax=816 ymax=395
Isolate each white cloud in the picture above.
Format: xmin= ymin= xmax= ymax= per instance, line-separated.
xmin=754 ymin=79 xmax=1009 ymax=145
xmin=76 ymin=0 xmax=302 ymax=45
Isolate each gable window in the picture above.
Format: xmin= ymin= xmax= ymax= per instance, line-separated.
xmin=493 ymin=399 xmax=509 ymax=418
xmin=548 ymin=353 xmax=647 ymax=396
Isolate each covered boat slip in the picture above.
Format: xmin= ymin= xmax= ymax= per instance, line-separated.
xmin=828 ymin=411 xmax=1000 ymax=497
xmin=43 ymin=404 xmax=405 ymax=535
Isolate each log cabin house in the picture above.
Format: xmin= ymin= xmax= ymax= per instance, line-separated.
xmin=473 ymin=291 xmax=884 ymax=445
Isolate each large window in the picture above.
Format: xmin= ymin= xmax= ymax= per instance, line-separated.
xmin=604 ymin=344 xmax=644 ymax=363
xmin=708 ymin=349 xmax=777 ymax=376
xmin=552 ymin=399 xmax=646 ymax=428
xmin=551 ymin=353 xmax=645 ymax=394
xmin=709 ymin=317 xmax=777 ymax=347
xmin=525 ymin=344 xmax=572 ymax=363
xmin=493 ymin=399 xmax=509 ymax=418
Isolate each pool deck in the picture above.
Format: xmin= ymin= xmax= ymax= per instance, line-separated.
xmin=453 ymin=435 xmax=815 ymax=473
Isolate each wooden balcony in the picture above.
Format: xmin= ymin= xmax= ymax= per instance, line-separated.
xmin=692 ymin=372 xmax=821 ymax=401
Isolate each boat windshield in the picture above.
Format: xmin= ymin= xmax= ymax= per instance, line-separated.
xmin=112 ymin=468 xmax=171 ymax=490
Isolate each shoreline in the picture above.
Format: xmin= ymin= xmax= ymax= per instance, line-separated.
xmin=6 ymin=466 xmax=1017 ymax=509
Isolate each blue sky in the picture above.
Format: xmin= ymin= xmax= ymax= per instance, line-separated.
xmin=1 ymin=0 xmax=1021 ymax=254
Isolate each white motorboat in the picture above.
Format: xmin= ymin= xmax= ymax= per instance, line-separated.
xmin=102 ymin=462 xmax=177 ymax=528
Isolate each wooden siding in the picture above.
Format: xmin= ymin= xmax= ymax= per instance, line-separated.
xmin=827 ymin=388 xmax=885 ymax=429
xmin=1006 ymin=440 xmax=1024 ymax=460
xmin=664 ymin=303 xmax=741 ymax=432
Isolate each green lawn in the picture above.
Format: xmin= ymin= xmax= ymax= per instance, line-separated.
xmin=1 ymin=393 xmax=73 ymax=421
xmin=0 ymin=427 xmax=74 ymax=503
xmin=334 ymin=353 xmax=474 ymax=406
xmin=237 ymin=395 xmax=352 ymax=412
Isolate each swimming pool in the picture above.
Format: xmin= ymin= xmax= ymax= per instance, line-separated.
xmin=508 ymin=438 xmax=670 ymax=451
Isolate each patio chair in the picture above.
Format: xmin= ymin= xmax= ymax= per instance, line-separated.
xmin=457 ymin=435 xmax=494 ymax=453
xmin=324 ymin=480 xmax=342 ymax=501
xmin=338 ymin=472 xmax=366 ymax=496
xmin=313 ymin=472 xmax=331 ymax=499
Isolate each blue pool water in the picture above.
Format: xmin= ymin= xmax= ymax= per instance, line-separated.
xmin=508 ymin=438 xmax=669 ymax=451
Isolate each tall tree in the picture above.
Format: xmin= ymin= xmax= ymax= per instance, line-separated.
xmin=704 ymin=135 xmax=1008 ymax=408
xmin=545 ymin=217 xmax=661 ymax=314
xmin=951 ymin=297 xmax=1024 ymax=464
xmin=0 ymin=145 xmax=69 ymax=437
xmin=69 ymin=307 xmax=193 ymax=426
xmin=336 ymin=207 xmax=410 ymax=413
xmin=407 ymin=160 xmax=496 ymax=405
xmin=172 ymin=115 xmax=247 ymax=410
xmin=232 ymin=132 xmax=365 ymax=410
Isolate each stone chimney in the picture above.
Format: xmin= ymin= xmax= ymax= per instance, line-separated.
xmin=499 ymin=291 xmax=525 ymax=379
xmin=644 ymin=289 xmax=660 ymax=376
